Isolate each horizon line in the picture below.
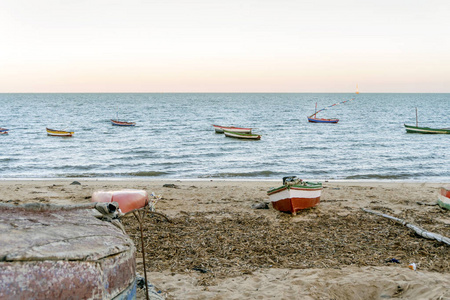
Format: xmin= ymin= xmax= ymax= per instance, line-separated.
xmin=1 ymin=92 xmax=449 ymax=94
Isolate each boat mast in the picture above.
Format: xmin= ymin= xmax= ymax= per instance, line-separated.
xmin=355 ymin=84 xmax=359 ymax=94
xmin=314 ymin=102 xmax=317 ymax=117
xmin=415 ymin=107 xmax=418 ymax=127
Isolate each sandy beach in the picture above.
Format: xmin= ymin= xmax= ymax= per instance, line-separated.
xmin=1 ymin=179 xmax=449 ymax=299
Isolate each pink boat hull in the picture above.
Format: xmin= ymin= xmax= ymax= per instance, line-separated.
xmin=92 ymin=190 xmax=149 ymax=213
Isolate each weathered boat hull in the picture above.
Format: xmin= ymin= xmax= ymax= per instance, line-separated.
xmin=308 ymin=117 xmax=339 ymax=123
xmin=267 ymin=182 xmax=322 ymax=215
xmin=213 ymin=124 xmax=252 ymax=133
xmin=0 ymin=203 xmax=136 ymax=300
xmin=404 ymin=124 xmax=450 ymax=134
xmin=46 ymin=127 xmax=74 ymax=137
xmin=223 ymin=130 xmax=261 ymax=140
xmin=438 ymin=187 xmax=450 ymax=210
xmin=111 ymin=119 xmax=136 ymax=126
xmin=92 ymin=189 xmax=149 ymax=213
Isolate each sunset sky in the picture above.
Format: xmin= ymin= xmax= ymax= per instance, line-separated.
xmin=1 ymin=0 xmax=449 ymax=93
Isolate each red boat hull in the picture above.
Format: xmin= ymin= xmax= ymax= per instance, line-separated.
xmin=271 ymin=196 xmax=321 ymax=214
xmin=441 ymin=187 xmax=450 ymax=198
xmin=268 ymin=184 xmax=322 ymax=215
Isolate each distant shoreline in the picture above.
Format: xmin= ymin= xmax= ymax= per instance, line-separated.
xmin=0 ymin=177 xmax=448 ymax=184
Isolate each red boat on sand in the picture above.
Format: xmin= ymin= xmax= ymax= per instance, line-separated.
xmin=267 ymin=177 xmax=323 ymax=215
xmin=438 ymin=187 xmax=450 ymax=210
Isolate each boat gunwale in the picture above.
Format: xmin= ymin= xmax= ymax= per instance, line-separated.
xmin=404 ymin=124 xmax=450 ymax=134
xmin=111 ymin=119 xmax=136 ymax=126
xmin=267 ymin=183 xmax=323 ymax=195
xmin=223 ymin=130 xmax=261 ymax=139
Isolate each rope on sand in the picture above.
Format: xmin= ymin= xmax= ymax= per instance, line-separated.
xmin=362 ymin=208 xmax=450 ymax=246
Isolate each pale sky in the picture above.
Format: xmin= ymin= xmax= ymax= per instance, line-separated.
xmin=1 ymin=0 xmax=449 ymax=93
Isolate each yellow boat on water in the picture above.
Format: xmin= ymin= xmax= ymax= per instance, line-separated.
xmin=46 ymin=127 xmax=74 ymax=137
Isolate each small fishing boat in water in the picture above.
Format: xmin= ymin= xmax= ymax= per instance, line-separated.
xmin=404 ymin=124 xmax=450 ymax=134
xmin=0 ymin=127 xmax=9 ymax=133
xmin=223 ymin=130 xmax=261 ymax=140
xmin=213 ymin=124 xmax=252 ymax=134
xmin=404 ymin=108 xmax=450 ymax=134
xmin=307 ymin=102 xmax=339 ymax=123
xmin=46 ymin=128 xmax=74 ymax=137
xmin=267 ymin=176 xmax=322 ymax=215
xmin=307 ymin=116 xmax=339 ymax=123
xmin=438 ymin=187 xmax=450 ymax=210
xmin=111 ymin=119 xmax=136 ymax=126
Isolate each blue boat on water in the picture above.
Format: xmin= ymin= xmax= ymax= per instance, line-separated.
xmin=307 ymin=115 xmax=339 ymax=123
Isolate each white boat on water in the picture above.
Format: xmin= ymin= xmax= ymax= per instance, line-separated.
xmin=223 ymin=130 xmax=261 ymax=140
xmin=212 ymin=125 xmax=252 ymax=134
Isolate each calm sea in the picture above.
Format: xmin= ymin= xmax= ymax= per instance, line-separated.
xmin=1 ymin=93 xmax=449 ymax=181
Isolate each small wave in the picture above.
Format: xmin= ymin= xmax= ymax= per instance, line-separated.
xmin=345 ymin=173 xmax=412 ymax=180
xmin=199 ymin=170 xmax=282 ymax=178
xmin=63 ymin=173 xmax=108 ymax=178
xmin=62 ymin=171 xmax=170 ymax=177
xmin=124 ymin=171 xmax=169 ymax=177
xmin=0 ymin=157 xmax=19 ymax=162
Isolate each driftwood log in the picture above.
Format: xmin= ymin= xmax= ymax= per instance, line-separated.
xmin=362 ymin=208 xmax=450 ymax=246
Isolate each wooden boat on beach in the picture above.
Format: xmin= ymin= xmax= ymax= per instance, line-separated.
xmin=92 ymin=189 xmax=149 ymax=213
xmin=438 ymin=187 xmax=450 ymax=210
xmin=111 ymin=119 xmax=136 ymax=126
xmin=223 ymin=130 xmax=261 ymax=140
xmin=267 ymin=176 xmax=322 ymax=215
xmin=213 ymin=124 xmax=252 ymax=134
xmin=46 ymin=128 xmax=74 ymax=137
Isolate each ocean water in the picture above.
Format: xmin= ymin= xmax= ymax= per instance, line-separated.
xmin=0 ymin=93 xmax=449 ymax=181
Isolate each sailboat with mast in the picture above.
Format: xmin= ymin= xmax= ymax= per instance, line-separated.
xmin=404 ymin=108 xmax=450 ymax=134
xmin=355 ymin=84 xmax=359 ymax=94
xmin=307 ymin=102 xmax=339 ymax=123
xmin=111 ymin=109 xmax=136 ymax=126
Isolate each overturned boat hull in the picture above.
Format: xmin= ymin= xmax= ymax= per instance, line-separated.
xmin=0 ymin=203 xmax=136 ymax=300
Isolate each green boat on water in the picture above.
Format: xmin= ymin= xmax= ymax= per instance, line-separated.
xmin=404 ymin=107 xmax=450 ymax=134
xmin=404 ymin=124 xmax=450 ymax=134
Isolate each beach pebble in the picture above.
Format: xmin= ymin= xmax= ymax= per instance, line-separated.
xmin=252 ymin=202 xmax=269 ymax=209
xmin=163 ymin=184 xmax=179 ymax=189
